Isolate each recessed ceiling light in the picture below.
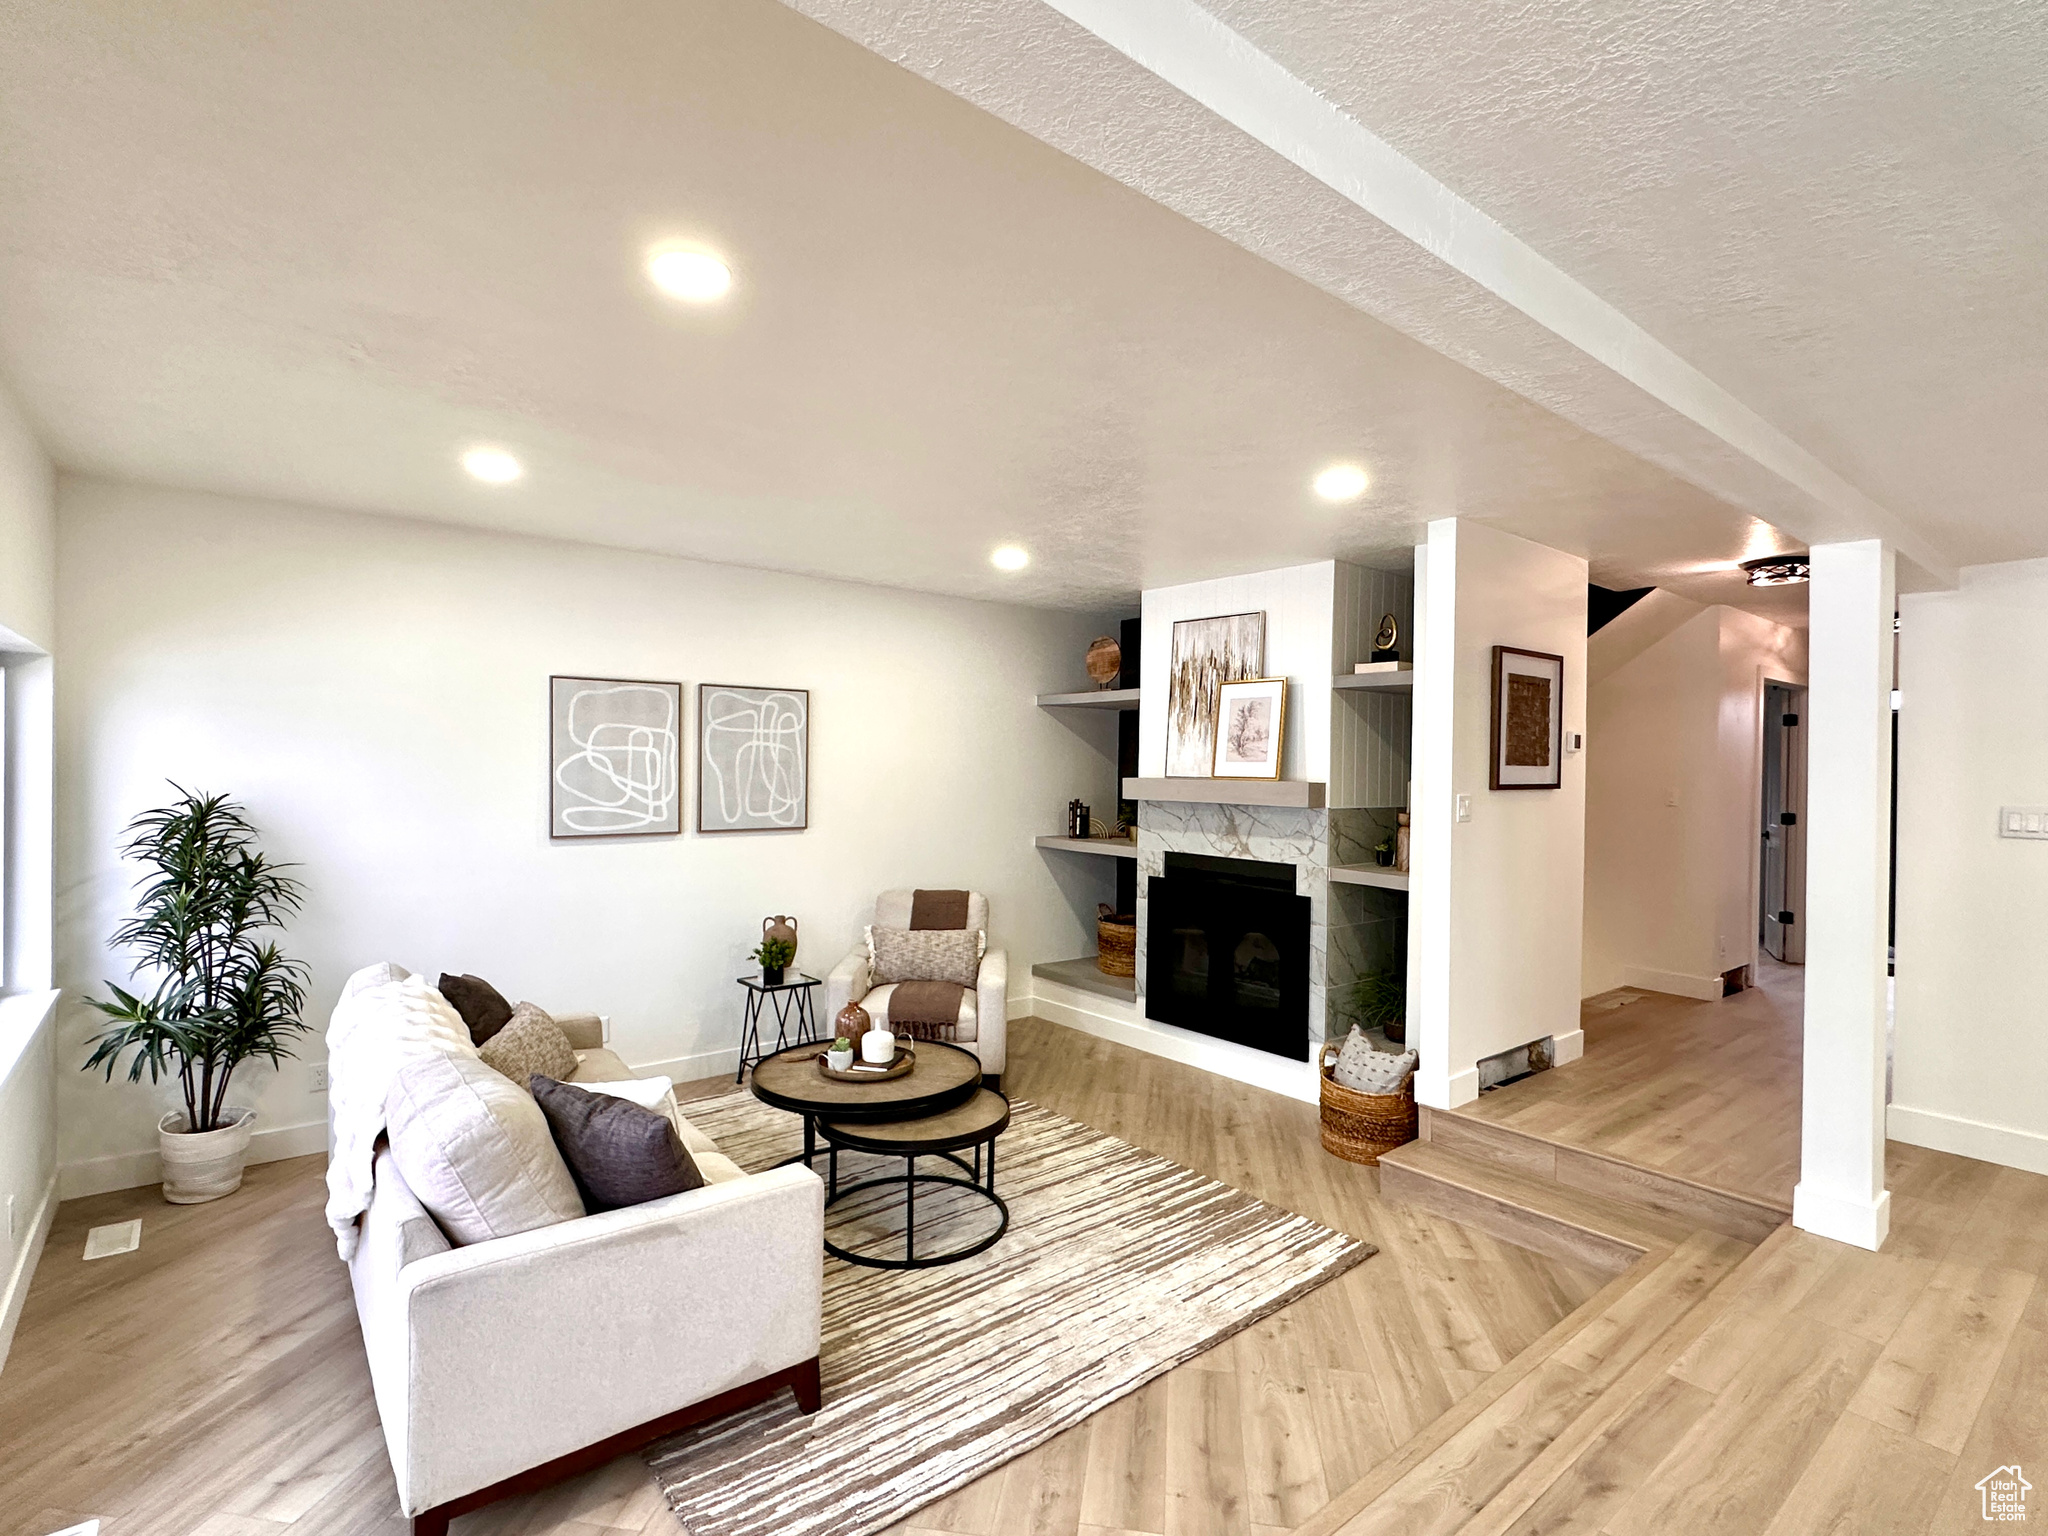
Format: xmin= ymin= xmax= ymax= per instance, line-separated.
xmin=1741 ymin=554 xmax=1810 ymax=587
xmin=1314 ymin=463 xmax=1369 ymax=502
xmin=646 ymin=244 xmax=733 ymax=304
xmin=991 ymin=545 xmax=1030 ymax=572
xmin=461 ymin=447 xmax=522 ymax=484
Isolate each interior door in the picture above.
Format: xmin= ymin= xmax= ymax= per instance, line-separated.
xmin=1760 ymin=682 xmax=1808 ymax=963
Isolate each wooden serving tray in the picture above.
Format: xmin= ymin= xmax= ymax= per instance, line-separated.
xmin=814 ymin=1044 xmax=916 ymax=1083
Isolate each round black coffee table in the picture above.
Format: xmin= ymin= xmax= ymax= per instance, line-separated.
xmin=818 ymin=1089 xmax=1011 ymax=1269
xmin=747 ymin=1037 xmax=984 ymax=1171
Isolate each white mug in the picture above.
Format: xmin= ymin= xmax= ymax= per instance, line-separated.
xmin=861 ymin=1028 xmax=896 ymax=1064
xmin=826 ymin=1047 xmax=854 ymax=1072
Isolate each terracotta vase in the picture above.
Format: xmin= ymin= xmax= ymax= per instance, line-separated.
xmin=835 ymin=1001 xmax=872 ymax=1046
xmin=762 ymin=914 xmax=799 ymax=963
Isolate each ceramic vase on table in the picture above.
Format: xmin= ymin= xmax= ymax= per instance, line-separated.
xmin=762 ymin=915 xmax=799 ymax=963
xmin=861 ymin=1029 xmax=897 ymax=1065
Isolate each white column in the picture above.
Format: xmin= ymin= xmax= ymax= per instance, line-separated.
xmin=1408 ymin=522 xmax=1459 ymax=1108
xmin=1793 ymin=539 xmax=1895 ymax=1250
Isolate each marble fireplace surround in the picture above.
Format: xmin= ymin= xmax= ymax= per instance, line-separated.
xmin=1135 ymin=800 xmax=1398 ymax=1049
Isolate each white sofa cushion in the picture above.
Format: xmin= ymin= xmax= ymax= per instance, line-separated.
xmin=386 ymin=1049 xmax=586 ymax=1245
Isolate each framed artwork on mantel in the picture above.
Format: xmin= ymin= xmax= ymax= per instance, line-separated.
xmin=1212 ymin=677 xmax=1287 ymax=780
xmin=1490 ymin=646 xmax=1564 ymax=790
xmin=1166 ymin=611 xmax=1266 ymax=777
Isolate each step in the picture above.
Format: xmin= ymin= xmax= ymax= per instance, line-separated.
xmin=1378 ymin=1141 xmax=1704 ymax=1275
xmin=1421 ymin=1106 xmax=1790 ymax=1247
xmin=1292 ymin=1227 xmax=1760 ymax=1536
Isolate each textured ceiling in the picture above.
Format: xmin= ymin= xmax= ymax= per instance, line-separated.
xmin=1198 ymin=0 xmax=2048 ymax=570
xmin=782 ymin=0 xmax=2044 ymax=594
xmin=0 ymin=0 xmax=1812 ymax=615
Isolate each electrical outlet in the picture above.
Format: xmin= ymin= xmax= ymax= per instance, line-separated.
xmin=1999 ymin=807 xmax=2048 ymax=840
xmin=309 ymin=1063 xmax=329 ymax=1093
xmin=1455 ymin=794 xmax=1472 ymax=823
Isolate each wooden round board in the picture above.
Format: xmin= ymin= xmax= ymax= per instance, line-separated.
xmin=815 ymin=1044 xmax=916 ymax=1083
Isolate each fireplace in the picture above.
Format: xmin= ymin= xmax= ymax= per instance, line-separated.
xmin=1145 ymin=851 xmax=1311 ymax=1060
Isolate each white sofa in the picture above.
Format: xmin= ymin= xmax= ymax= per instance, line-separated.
xmin=825 ymin=889 xmax=1008 ymax=1083
xmin=338 ymin=995 xmax=823 ymax=1536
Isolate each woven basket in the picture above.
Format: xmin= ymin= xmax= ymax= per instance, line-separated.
xmin=1317 ymin=1042 xmax=1418 ymax=1166
xmin=1096 ymin=907 xmax=1136 ymax=977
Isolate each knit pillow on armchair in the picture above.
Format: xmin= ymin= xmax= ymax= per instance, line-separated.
xmin=865 ymin=925 xmax=983 ymax=987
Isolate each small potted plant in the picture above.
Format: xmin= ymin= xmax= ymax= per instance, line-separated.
xmin=753 ymin=935 xmax=797 ymax=986
xmin=1373 ymin=829 xmax=1398 ymax=867
xmin=1350 ymin=967 xmax=1406 ymax=1045
xmin=85 ymin=787 xmax=310 ymax=1204
xmin=826 ymin=1036 xmax=855 ymax=1072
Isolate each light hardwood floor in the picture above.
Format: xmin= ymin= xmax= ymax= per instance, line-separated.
xmin=0 ymin=1017 xmax=1606 ymax=1536
xmin=1455 ymin=959 xmax=1804 ymax=1210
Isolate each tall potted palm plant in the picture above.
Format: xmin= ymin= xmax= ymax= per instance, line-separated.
xmin=85 ymin=787 xmax=310 ymax=1203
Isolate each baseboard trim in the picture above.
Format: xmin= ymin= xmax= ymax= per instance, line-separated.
xmin=59 ymin=1116 xmax=331 ymax=1201
xmin=1620 ymin=966 xmax=1724 ymax=1003
xmin=1551 ymin=1029 xmax=1586 ymax=1067
xmin=1417 ymin=1066 xmax=1480 ymax=1110
xmin=1791 ymin=1179 xmax=1891 ymax=1251
xmin=1024 ymin=982 xmax=1321 ymax=1106
xmin=636 ymin=1045 xmax=743 ymax=1087
xmin=0 ymin=1172 xmax=58 ymax=1374
xmin=1888 ymin=1103 xmax=2048 ymax=1178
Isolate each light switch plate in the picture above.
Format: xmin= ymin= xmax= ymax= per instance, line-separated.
xmin=1999 ymin=807 xmax=2048 ymax=839
xmin=1455 ymin=794 xmax=1472 ymax=823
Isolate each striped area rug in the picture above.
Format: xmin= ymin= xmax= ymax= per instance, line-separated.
xmin=646 ymin=1090 xmax=1374 ymax=1536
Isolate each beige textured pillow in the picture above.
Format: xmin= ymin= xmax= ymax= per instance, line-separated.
xmin=866 ymin=925 xmax=983 ymax=987
xmin=385 ymin=1048 xmax=585 ymax=1245
xmin=478 ymin=1002 xmax=578 ymax=1090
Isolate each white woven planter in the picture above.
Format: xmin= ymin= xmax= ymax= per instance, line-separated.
xmin=157 ymin=1106 xmax=258 ymax=1204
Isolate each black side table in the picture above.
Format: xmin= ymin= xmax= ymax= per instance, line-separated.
xmin=735 ymin=973 xmax=823 ymax=1082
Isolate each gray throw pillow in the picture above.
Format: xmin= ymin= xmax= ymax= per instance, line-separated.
xmin=866 ymin=925 xmax=983 ymax=987
xmin=478 ymin=1002 xmax=578 ymax=1090
xmin=437 ymin=972 xmax=514 ymax=1045
xmin=531 ymin=1076 xmax=705 ymax=1211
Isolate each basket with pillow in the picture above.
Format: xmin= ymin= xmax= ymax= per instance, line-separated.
xmin=1317 ymin=1028 xmax=1419 ymax=1165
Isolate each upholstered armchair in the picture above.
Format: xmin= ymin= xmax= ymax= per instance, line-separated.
xmin=826 ymin=889 xmax=1007 ymax=1085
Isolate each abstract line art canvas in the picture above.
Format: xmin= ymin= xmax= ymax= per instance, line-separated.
xmin=1166 ymin=611 xmax=1266 ymax=777
xmin=549 ymin=676 xmax=682 ymax=838
xmin=698 ymin=684 xmax=809 ymax=832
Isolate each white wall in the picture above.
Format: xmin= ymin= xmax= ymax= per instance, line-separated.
xmin=1411 ymin=519 xmax=1588 ymax=1107
xmin=0 ymin=377 xmax=57 ymax=1373
xmin=55 ymin=477 xmax=1118 ymax=1195
xmin=1893 ymin=556 xmax=2048 ymax=1176
xmin=1583 ymin=601 xmax=1806 ymax=999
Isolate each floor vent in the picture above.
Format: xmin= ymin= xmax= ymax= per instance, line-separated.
xmin=82 ymin=1220 xmax=141 ymax=1261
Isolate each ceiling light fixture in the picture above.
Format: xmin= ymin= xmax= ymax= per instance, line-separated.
xmin=1741 ymin=554 xmax=1810 ymax=587
xmin=1313 ymin=463 xmax=1369 ymax=502
xmin=461 ymin=446 xmax=523 ymax=484
xmin=990 ymin=544 xmax=1030 ymax=572
xmin=646 ymin=244 xmax=733 ymax=304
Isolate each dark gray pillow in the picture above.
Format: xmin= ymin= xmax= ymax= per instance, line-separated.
xmin=530 ymin=1076 xmax=704 ymax=1211
xmin=438 ymin=972 xmax=514 ymax=1045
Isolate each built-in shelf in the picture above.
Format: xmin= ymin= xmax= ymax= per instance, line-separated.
xmin=1329 ymin=864 xmax=1410 ymax=891
xmin=1031 ymin=955 xmax=1137 ymax=1002
xmin=1036 ymin=688 xmax=1141 ymax=709
xmin=1034 ymin=835 xmax=1139 ymax=860
xmin=1123 ymin=777 xmax=1326 ymax=808
xmin=1333 ymin=671 xmax=1415 ymax=692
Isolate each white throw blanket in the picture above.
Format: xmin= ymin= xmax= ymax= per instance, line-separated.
xmin=323 ymin=962 xmax=474 ymax=1260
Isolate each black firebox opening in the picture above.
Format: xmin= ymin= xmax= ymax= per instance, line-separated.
xmin=1146 ymin=852 xmax=1310 ymax=1060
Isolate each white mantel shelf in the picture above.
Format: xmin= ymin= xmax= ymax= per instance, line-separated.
xmin=1329 ymin=864 xmax=1411 ymax=891
xmin=1123 ymin=777 xmax=1327 ymax=808
xmin=1036 ymin=688 xmax=1141 ymax=709
xmin=1333 ymin=671 xmax=1414 ymax=692
xmin=1034 ymin=835 xmax=1139 ymax=860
